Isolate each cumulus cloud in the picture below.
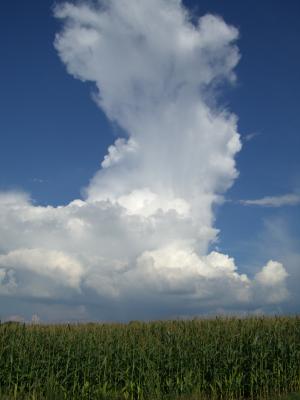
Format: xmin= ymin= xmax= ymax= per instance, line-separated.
xmin=252 ymin=217 xmax=300 ymax=313
xmin=254 ymin=260 xmax=289 ymax=304
xmin=240 ymin=193 xmax=300 ymax=207
xmin=255 ymin=260 xmax=288 ymax=287
xmin=0 ymin=0 xmax=289 ymax=321
xmin=0 ymin=248 xmax=84 ymax=295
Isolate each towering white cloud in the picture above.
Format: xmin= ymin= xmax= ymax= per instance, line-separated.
xmin=0 ymin=0 xmax=289 ymax=321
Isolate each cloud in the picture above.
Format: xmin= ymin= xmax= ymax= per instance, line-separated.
xmin=254 ymin=260 xmax=289 ymax=304
xmin=0 ymin=248 xmax=84 ymax=296
xmin=240 ymin=194 xmax=300 ymax=207
xmin=31 ymin=178 xmax=45 ymax=184
xmin=243 ymin=132 xmax=260 ymax=143
xmin=255 ymin=260 xmax=288 ymax=287
xmin=0 ymin=0 xmax=289 ymax=321
xmin=254 ymin=217 xmax=300 ymax=312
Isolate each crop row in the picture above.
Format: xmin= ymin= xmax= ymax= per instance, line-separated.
xmin=0 ymin=317 xmax=300 ymax=399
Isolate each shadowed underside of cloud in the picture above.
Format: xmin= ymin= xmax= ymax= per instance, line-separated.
xmin=0 ymin=0 xmax=290 ymax=321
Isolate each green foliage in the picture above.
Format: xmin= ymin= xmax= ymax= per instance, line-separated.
xmin=0 ymin=317 xmax=300 ymax=399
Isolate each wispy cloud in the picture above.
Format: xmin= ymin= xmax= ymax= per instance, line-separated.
xmin=31 ymin=178 xmax=45 ymax=184
xmin=243 ymin=132 xmax=260 ymax=142
xmin=240 ymin=194 xmax=300 ymax=207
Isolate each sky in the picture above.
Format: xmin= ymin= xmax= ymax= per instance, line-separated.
xmin=0 ymin=0 xmax=299 ymax=322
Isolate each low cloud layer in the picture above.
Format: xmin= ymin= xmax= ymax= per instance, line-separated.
xmin=0 ymin=0 xmax=290 ymax=321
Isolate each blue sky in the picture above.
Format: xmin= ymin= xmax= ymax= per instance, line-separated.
xmin=0 ymin=0 xmax=299 ymax=321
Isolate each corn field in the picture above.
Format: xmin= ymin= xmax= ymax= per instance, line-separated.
xmin=0 ymin=317 xmax=300 ymax=399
